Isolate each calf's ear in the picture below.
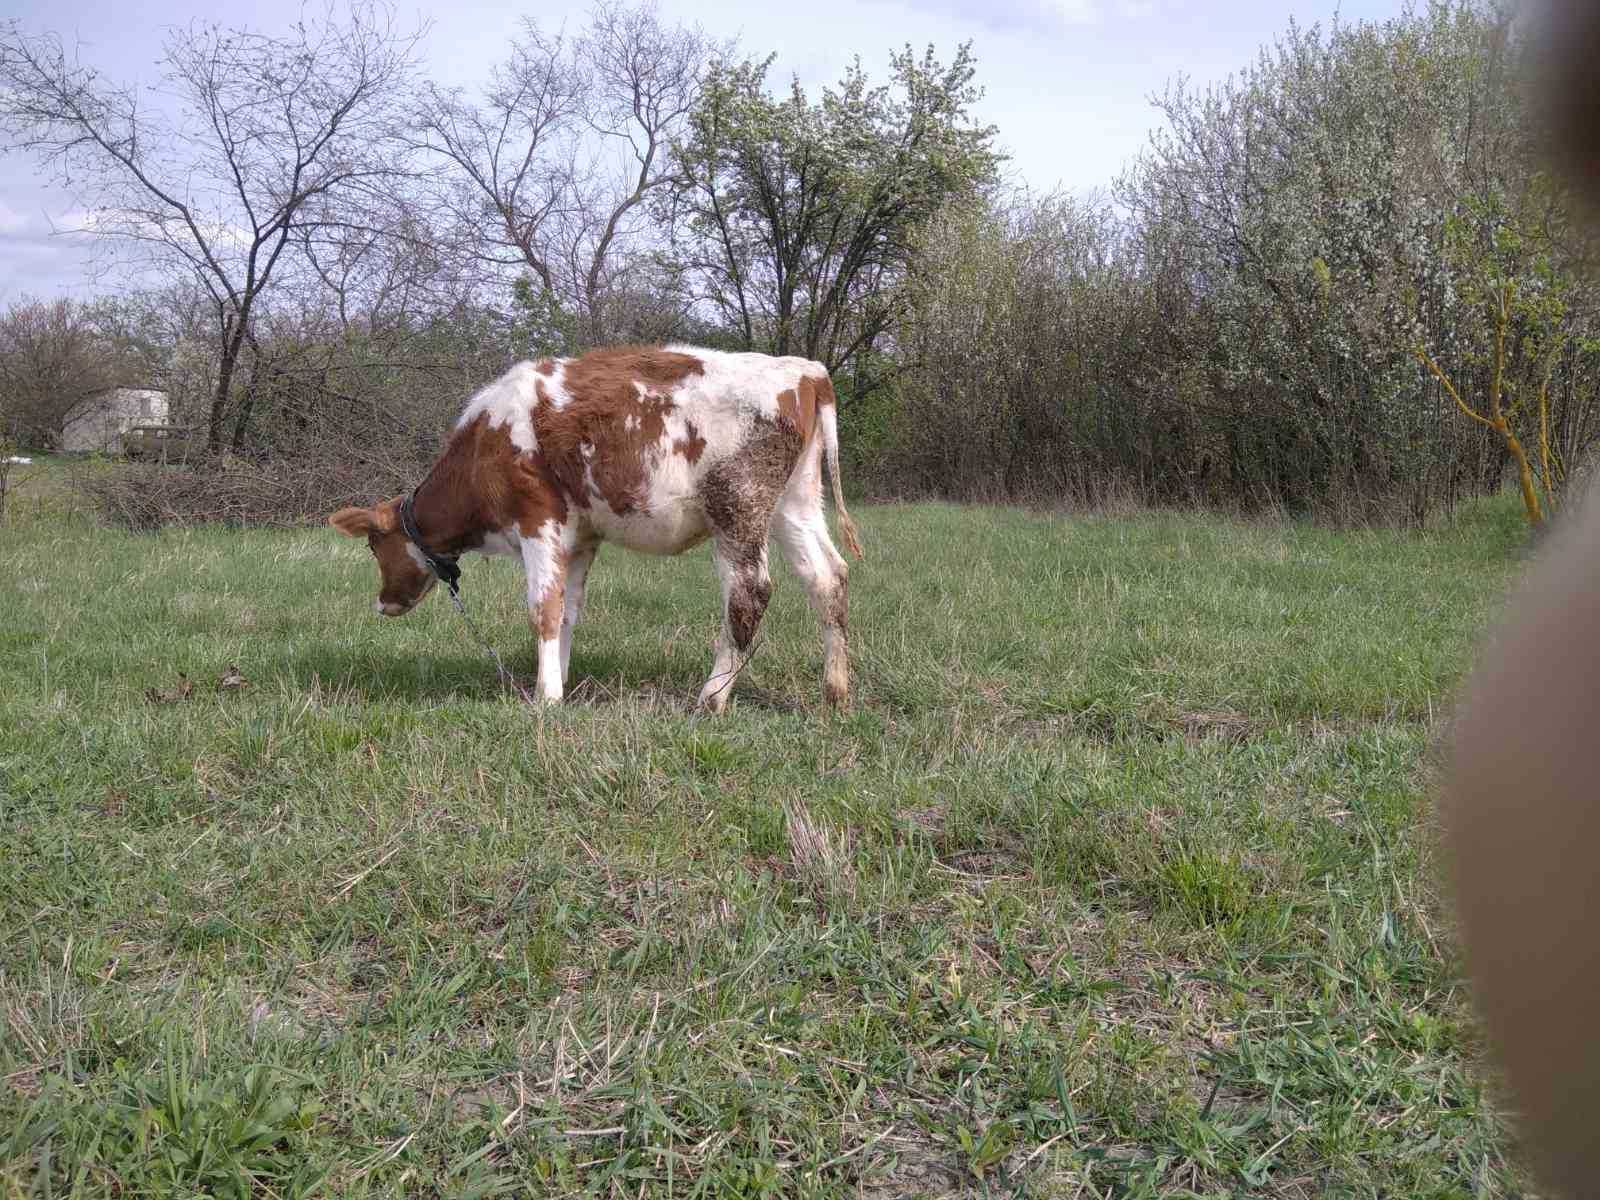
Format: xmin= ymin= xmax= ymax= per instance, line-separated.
xmin=329 ymin=506 xmax=375 ymax=537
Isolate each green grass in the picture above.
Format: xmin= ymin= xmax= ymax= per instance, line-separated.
xmin=0 ymin=478 xmax=1538 ymax=1196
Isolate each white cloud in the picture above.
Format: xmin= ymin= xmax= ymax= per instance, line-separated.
xmin=0 ymin=230 xmax=102 ymax=302
xmin=53 ymin=206 xmax=248 ymax=248
xmin=54 ymin=209 xmax=103 ymax=234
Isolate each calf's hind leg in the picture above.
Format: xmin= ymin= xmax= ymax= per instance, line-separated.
xmin=774 ymin=482 xmax=850 ymax=707
xmin=697 ymin=537 xmax=773 ymax=713
xmin=695 ymin=429 xmax=798 ymax=713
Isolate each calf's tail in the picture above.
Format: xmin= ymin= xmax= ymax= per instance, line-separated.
xmin=814 ymin=375 xmax=863 ymax=560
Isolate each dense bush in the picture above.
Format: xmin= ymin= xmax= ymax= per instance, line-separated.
xmin=869 ymin=2 xmax=1600 ymax=523
xmin=77 ymin=301 xmax=534 ymax=528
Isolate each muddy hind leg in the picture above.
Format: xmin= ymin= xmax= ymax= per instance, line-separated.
xmin=695 ymin=423 xmax=802 ymax=712
xmin=697 ymin=537 xmax=773 ymax=713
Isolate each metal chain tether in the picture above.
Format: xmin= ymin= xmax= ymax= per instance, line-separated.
xmin=444 ymin=583 xmax=536 ymax=704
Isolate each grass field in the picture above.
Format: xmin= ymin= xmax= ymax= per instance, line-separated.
xmin=0 ymin=473 xmax=1540 ymax=1197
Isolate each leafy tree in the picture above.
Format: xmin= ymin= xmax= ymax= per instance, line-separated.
xmin=1111 ymin=0 xmax=1600 ymax=520
xmin=507 ymin=275 xmax=580 ymax=360
xmin=1415 ymin=175 xmax=1580 ymax=525
xmin=667 ymin=43 xmax=1001 ymax=376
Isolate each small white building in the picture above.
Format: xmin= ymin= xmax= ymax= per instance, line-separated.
xmin=59 ymin=387 xmax=170 ymax=453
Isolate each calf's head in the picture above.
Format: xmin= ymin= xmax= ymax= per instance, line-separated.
xmin=328 ymin=500 xmax=436 ymax=616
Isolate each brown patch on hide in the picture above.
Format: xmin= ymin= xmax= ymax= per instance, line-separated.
xmin=775 ymin=383 xmax=817 ymax=443
xmin=701 ymin=420 xmax=805 ymax=568
xmin=329 ymin=412 xmax=577 ymax=613
xmin=532 ymin=379 xmax=591 ymax=512
xmin=827 ymin=573 xmax=848 ymax=636
xmin=812 ymin=372 xmax=838 ymax=408
xmin=727 ymin=574 xmax=773 ymax=650
xmin=566 ymin=346 xmax=704 ymax=393
xmin=330 ymin=497 xmax=434 ymax=611
xmin=371 ymin=502 xmax=429 ymax=609
xmin=534 ymin=547 xmax=569 ymax=641
xmin=533 ymin=346 xmax=706 ymax=516
xmin=422 ymin=414 xmax=569 ymax=543
xmin=673 ymin=420 xmax=707 ymax=464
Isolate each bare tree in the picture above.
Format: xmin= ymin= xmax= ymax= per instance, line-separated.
xmin=567 ymin=2 xmax=718 ymax=342
xmin=293 ymin=193 xmax=470 ymax=340
xmin=0 ymin=296 xmax=123 ymax=445
xmin=412 ymin=0 xmax=719 ymax=347
xmin=0 ymin=4 xmax=421 ymax=452
xmin=412 ymin=22 xmax=583 ymax=299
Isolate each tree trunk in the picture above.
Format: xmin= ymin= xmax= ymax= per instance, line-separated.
xmin=1501 ymin=419 xmax=1544 ymax=525
xmin=230 ymin=352 xmax=263 ymax=457
xmin=207 ymin=311 xmax=247 ymax=455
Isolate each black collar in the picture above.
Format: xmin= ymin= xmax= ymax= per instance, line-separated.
xmin=398 ymin=490 xmax=462 ymax=597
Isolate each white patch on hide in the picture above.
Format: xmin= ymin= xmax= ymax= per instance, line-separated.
xmin=403 ymin=542 xmax=433 ymax=573
xmin=519 ymin=520 xmax=572 ymax=701
xmin=519 ymin=523 xmax=564 ymax=614
xmin=454 ymin=360 xmax=544 ymax=451
xmin=658 ymin=344 xmax=825 ymax=464
xmin=587 ymin=497 xmax=711 ymax=556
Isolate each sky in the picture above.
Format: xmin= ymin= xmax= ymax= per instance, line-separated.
xmin=0 ymin=0 xmax=1417 ymax=302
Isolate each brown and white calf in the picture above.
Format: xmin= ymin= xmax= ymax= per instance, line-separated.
xmin=328 ymin=345 xmax=863 ymax=710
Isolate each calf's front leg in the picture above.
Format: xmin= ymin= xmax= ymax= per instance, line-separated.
xmin=520 ymin=522 xmax=573 ymax=703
